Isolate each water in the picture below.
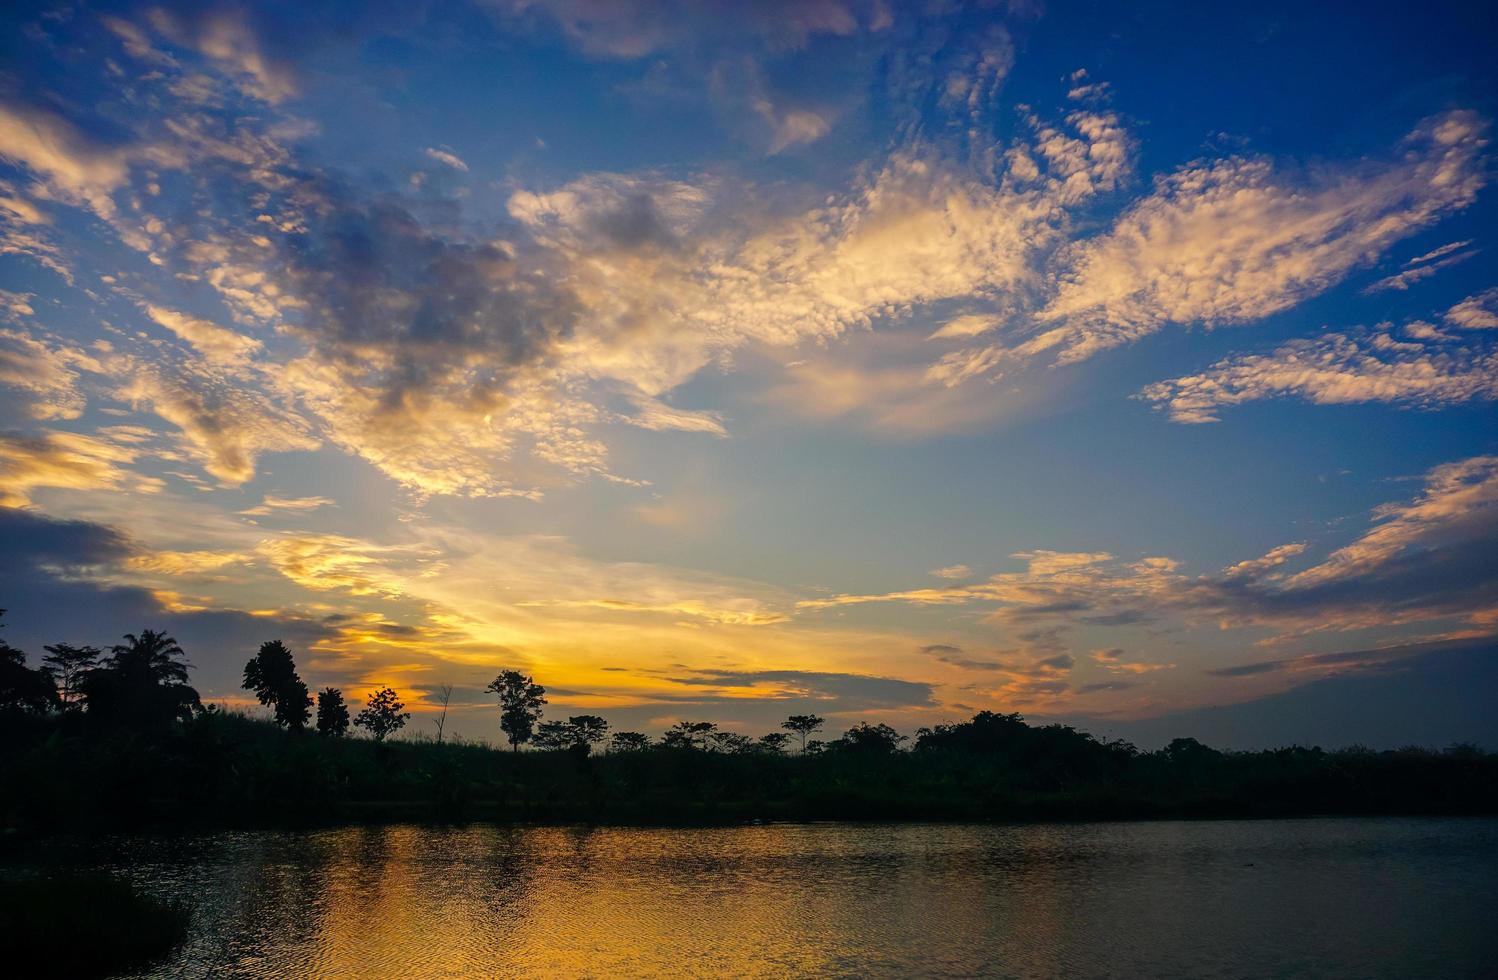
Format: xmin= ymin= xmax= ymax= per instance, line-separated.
xmin=8 ymin=818 xmax=1496 ymax=978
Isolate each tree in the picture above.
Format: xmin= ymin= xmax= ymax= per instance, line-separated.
xmin=663 ymin=720 xmax=716 ymax=750
xmin=316 ymin=687 xmax=350 ymax=736
xmin=782 ymin=714 xmax=824 ymax=754
xmin=532 ymin=720 xmax=571 ymax=751
xmin=354 ymin=687 xmax=409 ymax=741
xmin=566 ymin=715 xmax=609 ymax=754
xmin=610 ymin=731 xmax=652 ymax=752
xmin=486 ymin=670 xmax=546 ymax=751
xmin=533 ymin=715 xmax=610 ymax=755
xmin=41 ymin=643 xmax=100 ymax=710
xmin=839 ymin=722 xmax=907 ymax=754
xmin=0 ymin=613 xmax=57 ymax=715
xmin=242 ymin=640 xmax=312 ymax=730
xmin=81 ymin=629 xmax=200 ymax=730
xmin=708 ymin=730 xmax=752 ymax=754
xmin=758 ymin=732 xmax=791 ymax=754
xmin=432 ymin=683 xmax=454 ymax=744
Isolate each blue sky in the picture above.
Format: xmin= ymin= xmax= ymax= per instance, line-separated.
xmin=1 ymin=0 xmax=1495 ymax=745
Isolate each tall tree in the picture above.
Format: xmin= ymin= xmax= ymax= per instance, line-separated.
xmin=81 ymin=629 xmax=200 ymax=730
xmin=758 ymin=732 xmax=792 ymax=754
xmin=486 ymin=670 xmax=546 ymax=751
xmin=242 ymin=640 xmax=312 ymax=730
xmin=354 ymin=686 xmax=409 ymax=741
xmin=663 ymin=720 xmax=716 ymax=750
xmin=41 ymin=643 xmax=100 ymax=710
xmin=782 ymin=714 xmax=825 ymax=754
xmin=316 ymin=687 xmax=350 ymax=736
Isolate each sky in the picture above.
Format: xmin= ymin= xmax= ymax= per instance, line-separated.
xmin=1 ymin=0 xmax=1496 ymax=747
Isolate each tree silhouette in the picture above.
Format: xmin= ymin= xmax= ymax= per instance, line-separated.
xmin=242 ymin=640 xmax=312 ymax=730
xmin=41 ymin=643 xmax=100 ymax=710
xmin=609 ymin=731 xmax=652 ymax=752
xmin=432 ymin=683 xmax=454 ymax=744
xmin=81 ymin=629 xmax=200 ymax=730
xmin=663 ymin=720 xmax=716 ymax=749
xmin=316 ymin=687 xmax=350 ymax=736
xmin=758 ymin=732 xmax=791 ymax=754
xmin=839 ymin=722 xmax=907 ymax=754
xmin=533 ymin=715 xmax=610 ymax=754
xmin=354 ymin=687 xmax=409 ymax=741
xmin=486 ymin=670 xmax=546 ymax=751
xmin=782 ymin=714 xmax=824 ymax=753
xmin=708 ymin=730 xmax=752 ymax=754
xmin=0 ymin=613 xmax=57 ymax=715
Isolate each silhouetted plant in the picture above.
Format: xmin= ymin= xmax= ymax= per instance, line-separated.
xmin=80 ymin=629 xmax=200 ymax=730
xmin=836 ymin=722 xmax=908 ymax=754
xmin=432 ymin=683 xmax=454 ymax=744
xmin=534 ymin=715 xmax=610 ymax=754
xmin=610 ymin=731 xmax=652 ymax=752
xmin=663 ymin=720 xmax=716 ymax=750
xmin=41 ymin=642 xmax=100 ymax=710
xmin=782 ymin=714 xmax=824 ymax=753
xmin=708 ymin=730 xmax=753 ymax=754
xmin=242 ymin=640 xmax=312 ymax=730
xmin=0 ymin=612 xmax=57 ymax=715
xmin=486 ymin=670 xmax=546 ymax=751
xmin=316 ymin=687 xmax=350 ymax=736
xmin=758 ymin=732 xmax=791 ymax=754
xmin=354 ymin=686 xmax=409 ymax=741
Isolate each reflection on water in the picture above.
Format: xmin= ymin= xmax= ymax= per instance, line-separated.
xmin=9 ymin=818 xmax=1498 ymax=978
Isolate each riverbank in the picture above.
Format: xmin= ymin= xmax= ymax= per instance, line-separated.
xmin=6 ymin=710 xmax=1496 ymax=836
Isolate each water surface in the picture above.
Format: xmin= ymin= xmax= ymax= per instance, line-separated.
xmin=9 ymin=818 xmax=1496 ymax=978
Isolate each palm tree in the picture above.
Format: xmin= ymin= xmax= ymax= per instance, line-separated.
xmin=81 ymin=629 xmax=200 ymax=730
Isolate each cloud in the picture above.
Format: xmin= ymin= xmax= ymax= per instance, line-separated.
xmin=930 ymin=565 xmax=971 ymax=580
xmin=1446 ymin=288 xmax=1498 ymax=330
xmin=663 ymin=668 xmax=935 ymax=711
xmin=424 ymin=147 xmax=469 ymax=172
xmin=237 ymin=494 xmax=336 ymax=517
xmin=956 ymin=112 xmax=1487 ymax=371
xmin=497 ymin=0 xmax=865 ymax=59
xmin=144 ymin=304 xmax=263 ymax=367
xmin=798 ymin=454 xmax=1498 ymax=641
xmin=1363 ymin=240 xmax=1478 ymax=292
xmin=0 ymin=430 xmax=145 ymax=507
xmin=0 ymin=329 xmax=100 ymax=420
xmin=1139 ymin=326 xmax=1498 ymax=423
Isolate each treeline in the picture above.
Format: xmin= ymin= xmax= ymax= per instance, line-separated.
xmin=4 ymin=617 xmax=1497 ymax=832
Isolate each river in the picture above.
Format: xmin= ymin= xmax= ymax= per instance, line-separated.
xmin=10 ymin=817 xmax=1497 ymax=978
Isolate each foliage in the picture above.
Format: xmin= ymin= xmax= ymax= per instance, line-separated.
xmin=534 ymin=715 xmax=610 ymax=754
xmin=486 ymin=670 xmax=546 ymax=751
xmin=610 ymin=731 xmax=652 ymax=752
xmin=782 ymin=714 xmax=824 ymax=753
xmin=40 ymin=643 xmax=100 ymax=709
xmin=316 ymin=687 xmax=350 ymax=736
xmin=79 ymin=630 xmax=200 ymax=731
xmin=242 ymin=640 xmax=312 ymax=730
xmin=353 ymin=686 xmax=409 ymax=742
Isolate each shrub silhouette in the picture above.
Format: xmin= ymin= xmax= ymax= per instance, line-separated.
xmin=0 ymin=612 xmax=57 ymax=715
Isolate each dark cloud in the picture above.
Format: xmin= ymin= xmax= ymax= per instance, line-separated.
xmin=0 ymin=509 xmax=334 ymax=696
xmin=1205 ymin=661 xmax=1286 ymax=678
xmin=1063 ymin=637 xmax=1498 ymax=751
xmin=664 ymin=668 xmax=935 ymax=710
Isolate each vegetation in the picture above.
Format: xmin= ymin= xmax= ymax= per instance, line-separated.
xmin=0 ymin=874 xmax=190 ymax=977
xmin=2 ymin=613 xmax=1497 ymax=833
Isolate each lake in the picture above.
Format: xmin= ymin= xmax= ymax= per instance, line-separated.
xmin=8 ymin=817 xmax=1496 ymax=977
